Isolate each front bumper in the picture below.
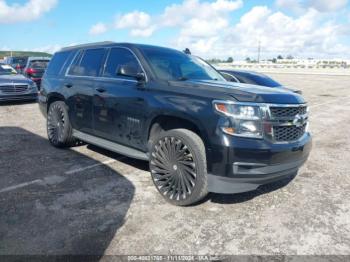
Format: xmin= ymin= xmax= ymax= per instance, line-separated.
xmin=0 ymin=93 xmax=38 ymax=102
xmin=207 ymin=132 xmax=312 ymax=194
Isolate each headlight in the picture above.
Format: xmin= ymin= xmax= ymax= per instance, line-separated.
xmin=213 ymin=101 xmax=263 ymax=138
xmin=30 ymin=82 xmax=37 ymax=90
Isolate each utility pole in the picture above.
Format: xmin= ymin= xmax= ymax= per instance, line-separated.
xmin=257 ymin=40 xmax=261 ymax=64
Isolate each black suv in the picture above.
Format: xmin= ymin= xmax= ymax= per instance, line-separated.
xmin=39 ymin=42 xmax=312 ymax=206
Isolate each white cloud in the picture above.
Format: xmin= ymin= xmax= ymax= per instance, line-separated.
xmin=276 ymin=0 xmax=349 ymax=13
xmin=171 ymin=5 xmax=350 ymax=59
xmin=0 ymin=0 xmax=58 ymax=23
xmin=130 ymin=26 xmax=156 ymax=37
xmin=89 ymin=22 xmax=108 ymax=35
xmin=96 ymin=0 xmax=242 ymax=38
xmin=114 ymin=11 xmax=155 ymax=38
xmin=161 ymin=0 xmax=243 ymax=27
xmin=88 ymin=0 xmax=350 ymax=58
xmin=276 ymin=0 xmax=304 ymax=13
xmin=306 ymin=0 xmax=348 ymax=12
xmin=115 ymin=11 xmax=151 ymax=29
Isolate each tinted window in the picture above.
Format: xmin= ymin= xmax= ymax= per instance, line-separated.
xmin=141 ymin=48 xmax=225 ymax=81
xmin=103 ymin=48 xmax=142 ymax=79
xmin=221 ymin=72 xmax=238 ymax=82
xmin=46 ymin=51 xmax=71 ymax=76
xmin=234 ymin=72 xmax=282 ymax=87
xmin=69 ymin=48 xmax=106 ymax=77
xmin=29 ymin=60 xmax=50 ymax=69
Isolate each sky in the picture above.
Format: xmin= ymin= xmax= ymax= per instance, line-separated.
xmin=0 ymin=0 xmax=350 ymax=60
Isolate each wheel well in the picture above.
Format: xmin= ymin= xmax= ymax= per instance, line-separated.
xmin=148 ymin=116 xmax=204 ymax=145
xmin=47 ymin=95 xmax=65 ymax=112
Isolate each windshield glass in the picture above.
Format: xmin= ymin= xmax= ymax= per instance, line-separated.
xmin=235 ymin=72 xmax=282 ymax=87
xmin=0 ymin=64 xmax=17 ymax=75
xmin=29 ymin=60 xmax=50 ymax=69
xmin=141 ymin=48 xmax=225 ymax=81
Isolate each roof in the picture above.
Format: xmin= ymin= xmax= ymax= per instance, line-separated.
xmin=60 ymin=41 xmax=182 ymax=54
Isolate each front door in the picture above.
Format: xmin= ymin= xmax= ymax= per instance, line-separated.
xmin=93 ymin=47 xmax=148 ymax=150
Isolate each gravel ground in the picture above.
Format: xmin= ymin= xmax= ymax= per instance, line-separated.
xmin=0 ymin=73 xmax=349 ymax=257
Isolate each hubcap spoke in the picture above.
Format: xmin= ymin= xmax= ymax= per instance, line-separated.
xmin=48 ymin=105 xmax=65 ymax=144
xmin=150 ymin=136 xmax=197 ymax=201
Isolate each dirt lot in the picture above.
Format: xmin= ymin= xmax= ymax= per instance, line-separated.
xmin=0 ymin=73 xmax=349 ymax=256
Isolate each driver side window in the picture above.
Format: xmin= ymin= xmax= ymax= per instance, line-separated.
xmin=103 ymin=48 xmax=142 ymax=79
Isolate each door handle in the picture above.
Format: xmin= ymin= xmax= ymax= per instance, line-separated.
xmin=95 ymin=87 xmax=106 ymax=93
xmin=65 ymin=83 xmax=73 ymax=88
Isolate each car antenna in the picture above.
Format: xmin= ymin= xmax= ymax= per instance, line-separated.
xmin=183 ymin=48 xmax=191 ymax=55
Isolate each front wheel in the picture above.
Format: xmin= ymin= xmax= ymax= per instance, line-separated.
xmin=149 ymin=129 xmax=208 ymax=206
xmin=47 ymin=101 xmax=76 ymax=148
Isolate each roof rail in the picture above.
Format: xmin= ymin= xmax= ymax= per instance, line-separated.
xmin=61 ymin=41 xmax=115 ymax=51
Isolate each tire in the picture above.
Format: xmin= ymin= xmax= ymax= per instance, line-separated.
xmin=47 ymin=101 xmax=76 ymax=148
xmin=149 ymin=129 xmax=208 ymax=206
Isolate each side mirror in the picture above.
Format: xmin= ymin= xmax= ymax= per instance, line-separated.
xmin=135 ymin=72 xmax=146 ymax=82
xmin=117 ymin=64 xmax=143 ymax=80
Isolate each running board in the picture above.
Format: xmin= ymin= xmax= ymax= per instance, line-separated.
xmin=72 ymin=130 xmax=149 ymax=161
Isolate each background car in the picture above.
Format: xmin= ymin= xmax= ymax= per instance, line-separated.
xmin=0 ymin=63 xmax=38 ymax=102
xmin=219 ymin=69 xmax=302 ymax=94
xmin=3 ymin=56 xmax=28 ymax=74
xmin=24 ymin=57 xmax=51 ymax=89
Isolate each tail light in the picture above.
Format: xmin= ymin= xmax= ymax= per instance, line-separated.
xmin=15 ymin=64 xmax=22 ymax=70
xmin=26 ymin=68 xmax=37 ymax=75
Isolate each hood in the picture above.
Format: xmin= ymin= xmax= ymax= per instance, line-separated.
xmin=169 ymin=80 xmax=305 ymax=104
xmin=0 ymin=74 xmax=33 ymax=85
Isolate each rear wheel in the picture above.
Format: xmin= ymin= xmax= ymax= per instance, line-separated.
xmin=47 ymin=101 xmax=76 ymax=148
xmin=149 ymin=129 xmax=208 ymax=206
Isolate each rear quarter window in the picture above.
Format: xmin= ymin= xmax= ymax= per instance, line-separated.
xmin=68 ymin=48 xmax=106 ymax=77
xmin=45 ymin=51 xmax=72 ymax=76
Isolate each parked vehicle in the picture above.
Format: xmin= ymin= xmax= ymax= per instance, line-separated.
xmin=24 ymin=57 xmax=51 ymax=89
xmin=39 ymin=42 xmax=312 ymax=206
xmin=0 ymin=64 xmax=38 ymax=102
xmin=3 ymin=56 xmax=28 ymax=73
xmin=219 ymin=69 xmax=302 ymax=94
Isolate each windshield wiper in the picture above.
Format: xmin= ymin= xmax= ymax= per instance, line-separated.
xmin=177 ymin=77 xmax=189 ymax=81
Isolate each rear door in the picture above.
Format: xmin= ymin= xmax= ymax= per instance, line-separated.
xmin=92 ymin=47 xmax=148 ymax=150
xmin=65 ymin=48 xmax=107 ymax=134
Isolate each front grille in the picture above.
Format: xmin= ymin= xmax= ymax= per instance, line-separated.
xmin=270 ymin=106 xmax=307 ymax=118
xmin=273 ymin=124 xmax=307 ymax=142
xmin=0 ymin=85 xmax=29 ymax=94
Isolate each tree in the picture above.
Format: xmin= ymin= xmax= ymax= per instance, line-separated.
xmin=272 ymin=58 xmax=277 ymax=63
xmin=286 ymin=55 xmax=294 ymax=60
xmin=226 ymin=57 xmax=234 ymax=63
xmin=245 ymin=57 xmax=251 ymax=63
xmin=277 ymin=55 xmax=283 ymax=60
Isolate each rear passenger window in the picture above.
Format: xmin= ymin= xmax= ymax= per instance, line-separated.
xmin=46 ymin=51 xmax=71 ymax=76
xmin=69 ymin=48 xmax=106 ymax=77
xmin=103 ymin=48 xmax=142 ymax=79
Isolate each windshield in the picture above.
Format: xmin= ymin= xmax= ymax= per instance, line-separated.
xmin=29 ymin=60 xmax=50 ymax=69
xmin=141 ymin=48 xmax=225 ymax=81
xmin=234 ymin=72 xmax=282 ymax=87
xmin=0 ymin=64 xmax=17 ymax=75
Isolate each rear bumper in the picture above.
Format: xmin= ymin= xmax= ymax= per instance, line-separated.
xmin=207 ymin=133 xmax=312 ymax=194
xmin=0 ymin=93 xmax=38 ymax=102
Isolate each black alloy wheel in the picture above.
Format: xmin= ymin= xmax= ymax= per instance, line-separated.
xmin=150 ymin=129 xmax=208 ymax=206
xmin=47 ymin=101 xmax=75 ymax=148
